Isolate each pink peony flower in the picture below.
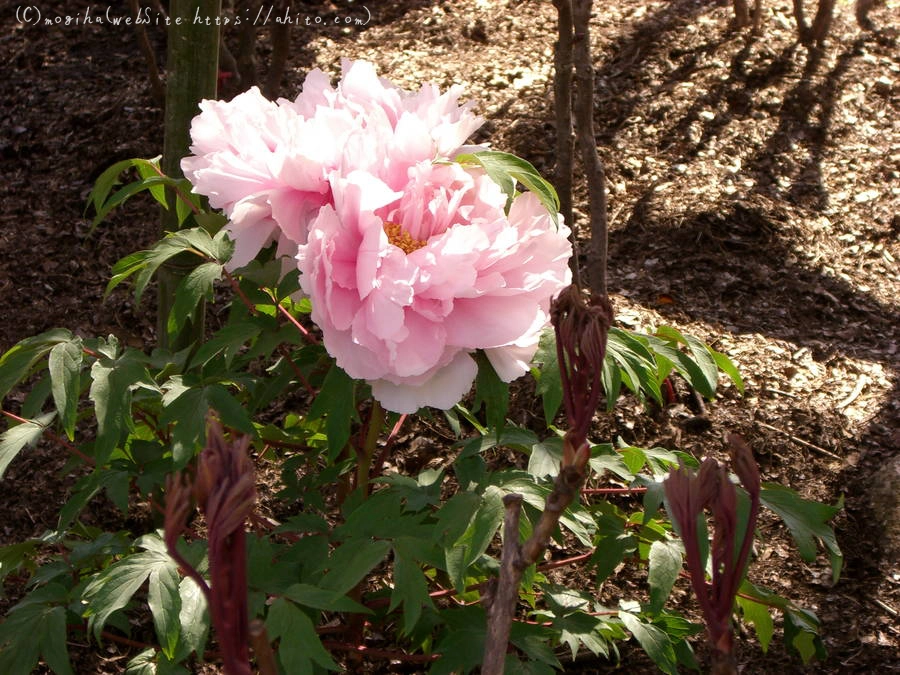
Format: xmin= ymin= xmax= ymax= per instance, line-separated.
xmin=297 ymin=162 xmax=572 ymax=413
xmin=181 ymin=60 xmax=483 ymax=270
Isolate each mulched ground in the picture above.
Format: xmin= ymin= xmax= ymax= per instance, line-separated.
xmin=1 ymin=0 xmax=898 ymax=672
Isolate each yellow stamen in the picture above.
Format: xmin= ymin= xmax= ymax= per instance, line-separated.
xmin=384 ymin=222 xmax=427 ymax=254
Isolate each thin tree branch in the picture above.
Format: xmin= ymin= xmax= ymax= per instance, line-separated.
xmin=572 ymin=0 xmax=608 ymax=296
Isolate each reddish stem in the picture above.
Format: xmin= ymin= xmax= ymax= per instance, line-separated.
xmin=1 ymin=409 xmax=95 ymax=466
xmin=222 ymin=269 xmax=260 ymax=317
xmin=581 ymin=486 xmax=647 ymax=495
xmin=274 ymin=300 xmax=318 ymax=345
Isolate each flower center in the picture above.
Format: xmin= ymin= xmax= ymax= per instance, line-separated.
xmin=383 ymin=222 xmax=427 ymax=254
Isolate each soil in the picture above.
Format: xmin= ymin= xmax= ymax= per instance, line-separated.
xmin=1 ymin=0 xmax=898 ymax=673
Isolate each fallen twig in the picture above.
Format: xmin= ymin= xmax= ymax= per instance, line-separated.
xmin=756 ymin=420 xmax=843 ymax=461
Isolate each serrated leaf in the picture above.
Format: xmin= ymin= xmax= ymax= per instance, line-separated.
xmin=266 ymin=597 xmax=339 ymax=673
xmin=48 ymin=338 xmax=83 ymax=440
xmin=619 ymin=611 xmax=678 ymax=675
xmin=0 ymin=412 xmax=55 ymax=479
xmin=760 ymin=484 xmax=843 ymax=582
xmin=648 ymin=539 xmax=683 ymax=613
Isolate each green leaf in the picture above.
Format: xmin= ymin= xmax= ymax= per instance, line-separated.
xmin=784 ymin=606 xmax=826 ymax=663
xmin=167 ymin=262 xmax=223 ymax=334
xmin=282 ymin=583 xmax=371 ymax=614
xmin=21 ymin=373 xmax=52 ymax=419
xmin=619 ymin=611 xmax=678 ymax=675
xmin=736 ymin=593 xmax=774 ymax=652
xmin=432 ymin=491 xmax=481 ymax=545
xmin=109 ymin=229 xmax=220 ymax=305
xmin=533 ymin=329 xmax=562 ymax=425
xmin=266 ymin=598 xmax=339 ymax=673
xmin=474 ymin=352 xmax=510 ymax=437
xmin=606 ymin=330 xmax=662 ymax=404
xmin=457 ymin=151 xmax=560 ymax=224
xmin=0 ymin=584 xmax=74 ymax=675
xmin=125 ymin=648 xmax=158 ymax=675
xmin=307 ymin=363 xmax=356 ymax=460
xmin=710 ymin=349 xmax=744 ymax=393
xmin=175 ymin=577 xmax=208 ymax=661
xmin=554 ymin=611 xmax=612 ymax=659
xmin=189 ymin=320 xmax=262 ymax=369
xmin=647 ymin=539 xmax=683 ymax=613
xmin=91 ymin=175 xmax=173 ymax=229
xmin=148 ymin=555 xmax=182 ymax=659
xmin=760 ymin=484 xmax=843 ymax=582
xmin=528 ymin=437 xmax=563 ymax=479
xmin=446 ymin=485 xmax=504 ymax=592
xmin=83 ymin=534 xmax=178 ymax=642
xmin=318 ymin=539 xmax=392 ymax=596
xmin=0 ymin=412 xmax=55 ymax=479
xmin=600 ymin=351 xmax=623 ymax=410
xmin=0 ymin=540 xmax=40 ymax=584
xmin=652 ymin=327 xmax=719 ymax=400
xmin=430 ymin=606 xmax=487 ymax=675
xmin=509 ymin=621 xmax=562 ymax=669
xmin=48 ymin=338 xmax=83 ymax=441
xmin=0 ymin=328 xmax=73 ymax=401
xmin=390 ymin=547 xmax=433 ymax=635
xmin=90 ymin=350 xmax=153 ymax=465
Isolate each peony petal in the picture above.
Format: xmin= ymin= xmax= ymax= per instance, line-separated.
xmin=370 ymin=351 xmax=477 ymax=413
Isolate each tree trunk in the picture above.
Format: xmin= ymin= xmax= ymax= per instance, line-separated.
xmin=158 ymin=0 xmax=221 ymax=350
